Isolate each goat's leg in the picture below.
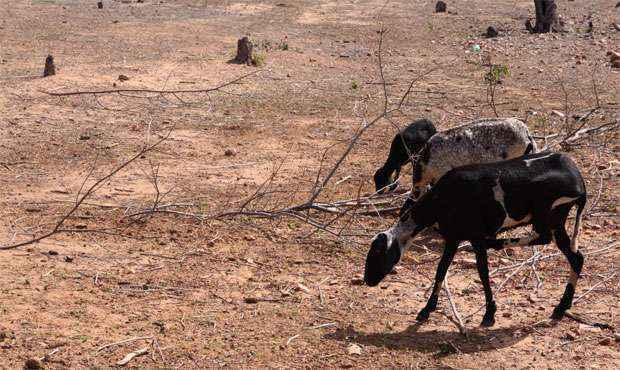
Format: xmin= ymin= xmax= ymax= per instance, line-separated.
xmin=473 ymin=242 xmax=496 ymax=327
xmin=484 ymin=220 xmax=552 ymax=250
xmin=551 ymin=227 xmax=584 ymax=320
xmin=416 ymin=240 xmax=458 ymax=322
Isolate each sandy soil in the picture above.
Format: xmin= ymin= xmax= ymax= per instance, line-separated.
xmin=0 ymin=0 xmax=618 ymax=368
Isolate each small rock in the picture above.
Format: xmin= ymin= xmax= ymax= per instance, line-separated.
xmin=486 ymin=26 xmax=499 ymax=38
xmin=528 ymin=293 xmax=538 ymax=303
xmin=551 ymin=110 xmax=565 ymax=119
xmin=565 ymin=330 xmax=578 ymax=340
xmin=24 ymin=359 xmax=42 ymax=370
xmin=598 ymin=337 xmax=612 ymax=346
xmin=614 ymin=332 xmax=620 ymax=341
xmin=578 ymin=323 xmax=602 ymax=333
xmin=340 ymin=362 xmax=354 ymax=369
xmin=350 ymin=278 xmax=364 ymax=286
xmin=346 ymin=343 xmax=362 ymax=355
xmin=118 ymin=74 xmax=129 ymax=82
xmin=224 ymin=148 xmax=236 ymax=157
xmin=435 ymin=1 xmax=447 ymax=13
xmin=502 ymin=312 xmax=512 ymax=318
xmin=79 ymin=134 xmax=90 ymax=140
xmin=48 ymin=250 xmax=58 ymax=256
xmin=244 ymin=297 xmax=258 ymax=304
xmin=295 ymin=283 xmax=311 ymax=294
xmin=64 ymin=256 xmax=74 ymax=263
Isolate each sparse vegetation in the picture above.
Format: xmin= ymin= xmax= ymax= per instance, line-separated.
xmin=251 ymin=52 xmax=266 ymax=66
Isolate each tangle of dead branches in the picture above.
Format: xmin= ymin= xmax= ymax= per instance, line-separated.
xmin=0 ymin=129 xmax=173 ymax=251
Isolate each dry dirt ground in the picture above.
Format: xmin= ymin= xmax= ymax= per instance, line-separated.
xmin=0 ymin=0 xmax=619 ymax=368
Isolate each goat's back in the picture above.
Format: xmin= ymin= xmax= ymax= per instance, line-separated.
xmin=419 ymin=118 xmax=535 ymax=183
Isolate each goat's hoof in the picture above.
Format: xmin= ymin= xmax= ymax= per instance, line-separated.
xmin=481 ymin=315 xmax=495 ymax=327
xmin=550 ymin=307 xmax=565 ymax=321
xmin=416 ymin=309 xmax=430 ymax=322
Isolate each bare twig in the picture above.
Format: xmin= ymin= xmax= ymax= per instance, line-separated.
xmin=443 ymin=274 xmax=469 ymax=338
xmin=116 ymin=347 xmax=149 ymax=366
xmin=573 ymin=271 xmax=618 ymax=304
xmin=1 ymin=129 xmax=172 ymax=250
xmin=42 ymin=70 xmax=260 ymax=97
xmin=96 ymin=336 xmax=154 ymax=353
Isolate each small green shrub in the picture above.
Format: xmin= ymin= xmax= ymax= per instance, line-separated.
xmin=252 ymin=53 xmax=266 ymax=66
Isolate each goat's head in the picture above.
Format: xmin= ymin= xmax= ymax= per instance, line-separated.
xmin=364 ymin=198 xmax=424 ymax=286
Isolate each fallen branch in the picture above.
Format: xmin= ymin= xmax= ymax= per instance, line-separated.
xmin=42 ymin=70 xmax=260 ymax=97
xmin=564 ymin=311 xmax=615 ymax=331
xmin=1 ymin=129 xmax=172 ymax=250
xmin=96 ymin=336 xmax=154 ymax=353
xmin=443 ymin=274 xmax=469 ymax=338
xmin=116 ymin=347 xmax=149 ymax=366
xmin=573 ymin=271 xmax=618 ymax=304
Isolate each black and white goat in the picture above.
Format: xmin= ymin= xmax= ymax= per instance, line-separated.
xmin=364 ymin=151 xmax=587 ymax=326
xmin=374 ymin=118 xmax=537 ymax=195
xmin=374 ymin=119 xmax=437 ymax=193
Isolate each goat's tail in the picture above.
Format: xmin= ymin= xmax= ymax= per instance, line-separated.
xmin=570 ymin=195 xmax=587 ymax=252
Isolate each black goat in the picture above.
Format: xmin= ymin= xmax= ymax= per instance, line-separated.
xmin=365 ymin=151 xmax=586 ymax=327
xmin=374 ymin=119 xmax=437 ymax=193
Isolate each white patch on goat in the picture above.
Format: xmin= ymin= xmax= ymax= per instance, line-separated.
xmin=383 ymin=221 xmax=414 ymax=255
xmin=493 ymin=182 xmax=531 ymax=229
xmin=551 ymin=196 xmax=578 ymax=209
xmin=524 ymin=153 xmax=553 ymax=167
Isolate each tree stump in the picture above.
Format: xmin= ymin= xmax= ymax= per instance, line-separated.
xmin=528 ymin=0 xmax=563 ymax=33
xmin=486 ymin=26 xmax=498 ymax=38
xmin=233 ymin=37 xmax=253 ymax=66
xmin=43 ymin=55 xmax=55 ymax=77
xmin=435 ymin=1 xmax=447 ymax=13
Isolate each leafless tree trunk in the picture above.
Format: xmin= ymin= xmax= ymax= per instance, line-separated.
xmin=527 ymin=0 xmax=563 ymax=33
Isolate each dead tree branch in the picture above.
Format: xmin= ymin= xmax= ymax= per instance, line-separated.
xmin=0 ymin=129 xmax=173 ymax=250
xmin=41 ymin=70 xmax=260 ymax=97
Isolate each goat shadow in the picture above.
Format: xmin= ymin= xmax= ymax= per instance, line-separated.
xmin=325 ymin=322 xmax=529 ymax=355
